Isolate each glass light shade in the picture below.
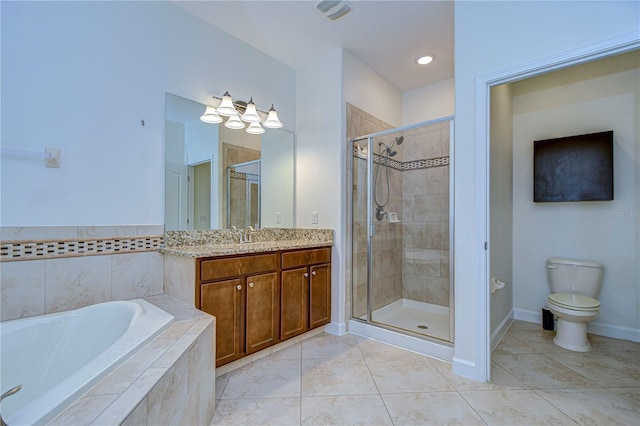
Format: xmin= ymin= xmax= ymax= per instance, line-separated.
xmin=216 ymin=91 xmax=238 ymax=116
xmin=240 ymin=98 xmax=262 ymax=123
xmin=200 ymin=105 xmax=223 ymax=124
xmin=263 ymin=105 xmax=283 ymax=129
xmin=224 ymin=115 xmax=245 ymax=130
xmin=246 ymin=121 xmax=265 ymax=135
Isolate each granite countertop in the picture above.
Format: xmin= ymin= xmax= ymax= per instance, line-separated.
xmin=160 ymin=239 xmax=333 ymax=258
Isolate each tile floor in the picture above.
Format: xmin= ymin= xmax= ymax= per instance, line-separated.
xmin=211 ymin=320 xmax=640 ymax=425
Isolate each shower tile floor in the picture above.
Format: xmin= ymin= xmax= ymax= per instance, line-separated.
xmin=371 ymin=298 xmax=450 ymax=341
xmin=211 ymin=321 xmax=640 ymax=425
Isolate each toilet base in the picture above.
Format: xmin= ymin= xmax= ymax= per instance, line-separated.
xmin=554 ymin=319 xmax=591 ymax=352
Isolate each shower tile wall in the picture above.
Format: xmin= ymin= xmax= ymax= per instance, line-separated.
xmin=347 ymin=104 xmax=397 ymax=317
xmin=223 ymin=143 xmax=260 ymax=228
xmin=401 ymin=123 xmax=450 ymax=306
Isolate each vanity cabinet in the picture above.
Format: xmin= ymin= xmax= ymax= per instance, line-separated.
xmin=197 ymin=253 xmax=280 ymax=367
xmin=280 ymin=248 xmax=331 ymax=340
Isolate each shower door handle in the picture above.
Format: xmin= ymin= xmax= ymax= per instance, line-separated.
xmin=370 ymin=224 xmax=376 ymax=237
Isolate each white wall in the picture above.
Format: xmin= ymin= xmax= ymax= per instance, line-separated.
xmin=512 ymin=52 xmax=640 ymax=340
xmin=1 ymin=1 xmax=295 ymax=227
xmin=454 ymin=0 xmax=640 ymax=380
xmin=489 ymin=84 xmax=514 ymax=337
xmin=296 ymin=48 xmax=345 ymax=332
xmin=186 ymin=120 xmax=219 ymax=166
xmin=402 ymin=77 xmax=454 ymax=126
xmin=343 ymin=51 xmax=402 ymax=128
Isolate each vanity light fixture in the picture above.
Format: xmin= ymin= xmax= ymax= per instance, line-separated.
xmin=200 ymin=105 xmax=223 ymax=124
xmin=263 ymin=105 xmax=283 ymax=129
xmin=246 ymin=121 xmax=265 ymax=135
xmin=224 ymin=115 xmax=245 ymax=130
xmin=240 ymin=98 xmax=262 ymax=123
xmin=216 ymin=91 xmax=239 ymax=116
xmin=205 ymin=92 xmax=284 ymax=133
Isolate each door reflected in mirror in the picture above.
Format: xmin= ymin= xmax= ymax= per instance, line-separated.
xmin=165 ymin=93 xmax=294 ymax=230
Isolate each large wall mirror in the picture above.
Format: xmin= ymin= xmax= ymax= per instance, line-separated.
xmin=164 ymin=93 xmax=295 ymax=231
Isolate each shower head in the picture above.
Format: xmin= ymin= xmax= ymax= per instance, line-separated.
xmin=395 ymin=136 xmax=404 ymax=145
xmin=388 ymin=150 xmax=397 ymax=157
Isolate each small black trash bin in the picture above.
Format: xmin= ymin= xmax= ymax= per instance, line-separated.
xmin=541 ymin=308 xmax=554 ymax=331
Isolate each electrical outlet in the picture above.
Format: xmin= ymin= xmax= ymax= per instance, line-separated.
xmin=312 ymin=211 xmax=318 ymax=224
xmin=276 ymin=212 xmax=281 ymax=224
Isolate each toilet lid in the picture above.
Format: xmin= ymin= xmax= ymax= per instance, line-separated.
xmin=548 ymin=293 xmax=600 ymax=311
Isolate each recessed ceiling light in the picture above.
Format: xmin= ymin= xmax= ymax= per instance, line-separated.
xmin=416 ymin=55 xmax=434 ymax=65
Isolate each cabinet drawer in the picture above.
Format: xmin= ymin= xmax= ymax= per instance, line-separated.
xmin=200 ymin=253 xmax=278 ymax=281
xmin=281 ymin=247 xmax=331 ymax=269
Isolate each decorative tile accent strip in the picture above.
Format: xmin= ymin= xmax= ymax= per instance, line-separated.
xmin=352 ymin=146 xmax=449 ymax=171
xmin=230 ymin=171 xmax=259 ymax=182
xmin=1 ymin=236 xmax=164 ymax=262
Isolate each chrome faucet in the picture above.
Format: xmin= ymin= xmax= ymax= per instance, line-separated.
xmin=231 ymin=226 xmax=244 ymax=244
xmin=1 ymin=385 xmax=22 ymax=426
xmin=244 ymin=226 xmax=255 ymax=243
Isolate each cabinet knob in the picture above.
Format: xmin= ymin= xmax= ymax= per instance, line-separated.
xmin=304 ymin=273 xmax=309 ymax=278
xmin=312 ymin=271 xmax=317 ymax=276
xmin=236 ymin=285 xmax=242 ymax=291
xmin=249 ymin=282 xmax=254 ymax=288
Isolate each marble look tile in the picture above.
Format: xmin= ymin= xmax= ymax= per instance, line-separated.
xmin=137 ymin=224 xmax=164 ymax=236
xmin=0 ymin=259 xmax=45 ymax=320
xmin=88 ymin=348 xmax=165 ymax=395
xmin=269 ymin=342 xmax=302 ymax=360
xmin=493 ymin=353 xmax=597 ymax=389
xmin=301 ymin=395 xmax=393 ymax=425
xmin=211 ymin=397 xmax=300 ymax=426
xmin=435 ymin=361 xmax=528 ymax=391
xmin=77 ymin=226 xmax=138 ymax=238
xmin=0 ymin=225 xmax=77 ymax=241
xmin=121 ymin=399 xmax=147 ymax=426
xmin=48 ymin=394 xmax=118 ymax=425
xmin=461 ymin=389 xmax=576 ymax=425
xmin=383 ymin=392 xmax=485 ymax=425
xmin=547 ymin=350 xmax=640 ymax=387
xmin=426 ymin=165 xmax=449 ymax=195
xmin=508 ymin=329 xmax=573 ymax=353
xmin=301 ymin=332 xmax=362 ymax=359
xmin=493 ymin=333 xmax=541 ymax=355
xmin=536 ymin=388 xmax=640 ymax=425
xmin=508 ymin=320 xmax=542 ymax=333
xmin=93 ymin=368 xmax=167 ymax=425
xmin=609 ymin=350 xmax=640 ymax=369
xmin=215 ymin=372 xmax=231 ymax=401
xmin=222 ymin=357 xmax=301 ymax=398
xmin=426 ymin=275 xmax=450 ymax=306
xmin=589 ymin=334 xmax=640 ymax=353
xmin=302 ymin=357 xmax=378 ymax=396
xmin=196 ymin=366 xmax=217 ymax=425
xmin=111 ymin=252 xmax=163 ymax=300
xmin=365 ymin=353 xmax=453 ymax=393
xmin=608 ymin=387 xmax=640 ymax=407
xmin=146 ymin=355 xmax=188 ymax=425
xmin=355 ymin=336 xmax=417 ymax=358
xmin=45 ymin=256 xmax=111 ymax=313
xmin=186 ymin=323 xmax=215 ymax=392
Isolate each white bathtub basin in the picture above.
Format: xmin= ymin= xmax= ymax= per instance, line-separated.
xmin=0 ymin=299 xmax=174 ymax=425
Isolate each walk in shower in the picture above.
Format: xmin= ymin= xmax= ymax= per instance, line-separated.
xmin=348 ymin=106 xmax=454 ymax=356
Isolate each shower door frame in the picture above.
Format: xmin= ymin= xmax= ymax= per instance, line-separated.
xmin=348 ymin=116 xmax=456 ymax=349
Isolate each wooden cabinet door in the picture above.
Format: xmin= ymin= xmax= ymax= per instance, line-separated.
xmin=280 ymin=267 xmax=308 ymax=340
xmin=245 ymin=272 xmax=280 ymax=354
xmin=200 ymin=278 xmax=243 ymax=367
xmin=309 ymin=264 xmax=331 ymax=329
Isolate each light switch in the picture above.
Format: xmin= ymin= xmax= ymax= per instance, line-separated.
xmin=276 ymin=212 xmax=281 ymax=224
xmin=312 ymin=211 xmax=318 ymax=224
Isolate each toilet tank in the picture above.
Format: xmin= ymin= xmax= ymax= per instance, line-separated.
xmin=547 ymin=257 xmax=604 ymax=297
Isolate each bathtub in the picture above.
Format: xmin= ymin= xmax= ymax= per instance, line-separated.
xmin=0 ymin=299 xmax=174 ymax=425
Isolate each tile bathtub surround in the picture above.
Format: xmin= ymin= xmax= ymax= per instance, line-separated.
xmin=48 ymin=295 xmax=216 ymax=426
xmin=211 ymin=321 xmax=640 ymax=425
xmin=0 ymin=225 xmax=164 ymax=321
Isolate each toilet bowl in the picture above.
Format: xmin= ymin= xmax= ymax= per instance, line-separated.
xmin=546 ymin=258 xmax=604 ymax=352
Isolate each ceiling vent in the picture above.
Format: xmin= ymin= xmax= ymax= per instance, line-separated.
xmin=316 ymin=1 xmax=352 ymax=21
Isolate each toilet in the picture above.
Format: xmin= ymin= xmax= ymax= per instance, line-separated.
xmin=546 ymin=257 xmax=604 ymax=352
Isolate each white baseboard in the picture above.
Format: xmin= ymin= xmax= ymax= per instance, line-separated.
xmin=324 ymin=321 xmax=346 ymax=336
xmin=452 ymin=357 xmax=482 ymax=381
xmin=490 ymin=310 xmax=514 ymax=351
xmin=514 ymin=308 xmax=639 ymax=342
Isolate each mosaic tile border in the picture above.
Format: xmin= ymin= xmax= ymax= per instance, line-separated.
xmin=230 ymin=171 xmax=259 ymax=182
xmin=1 ymin=235 xmax=164 ymax=262
xmin=353 ymin=146 xmax=449 ymax=171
